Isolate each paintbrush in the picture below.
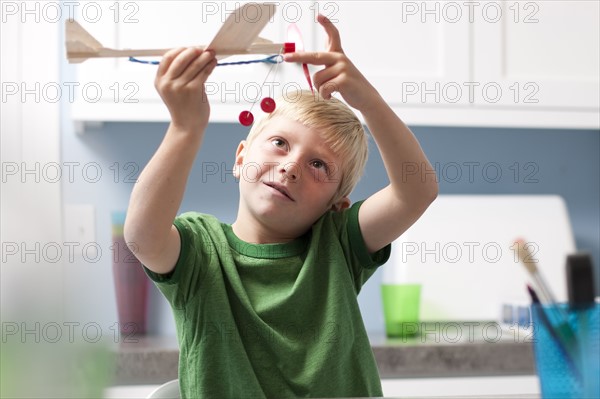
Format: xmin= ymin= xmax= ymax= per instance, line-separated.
xmin=515 ymin=239 xmax=560 ymax=305
xmin=526 ymin=284 xmax=580 ymax=378
xmin=516 ymin=239 xmax=581 ymax=376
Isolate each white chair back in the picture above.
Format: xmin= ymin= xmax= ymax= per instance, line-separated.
xmin=146 ymin=379 xmax=179 ymax=399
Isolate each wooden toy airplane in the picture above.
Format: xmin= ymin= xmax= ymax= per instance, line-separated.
xmin=66 ymin=2 xmax=295 ymax=64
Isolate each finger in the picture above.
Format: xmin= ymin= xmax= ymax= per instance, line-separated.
xmin=165 ymin=47 xmax=204 ymax=80
xmin=191 ymin=56 xmax=218 ymax=87
xmin=283 ymin=51 xmax=340 ymax=66
xmin=317 ymin=14 xmax=343 ymax=53
xmin=319 ymin=78 xmax=340 ymax=100
xmin=179 ymin=50 xmax=217 ymax=85
xmin=312 ymin=63 xmax=344 ymax=91
xmin=201 ymin=54 xmax=218 ymax=79
xmin=157 ymin=47 xmax=186 ymax=77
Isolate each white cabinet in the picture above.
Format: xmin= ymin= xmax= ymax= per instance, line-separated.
xmin=313 ymin=1 xmax=470 ymax=107
xmin=381 ymin=375 xmax=540 ymax=397
xmin=316 ymin=1 xmax=599 ymax=128
xmin=472 ymin=0 xmax=600 ymax=128
xmin=70 ymin=1 xmax=599 ymax=129
xmin=71 ymin=1 xmax=318 ymax=122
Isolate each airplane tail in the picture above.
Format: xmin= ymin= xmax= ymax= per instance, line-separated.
xmin=65 ymin=20 xmax=104 ymax=63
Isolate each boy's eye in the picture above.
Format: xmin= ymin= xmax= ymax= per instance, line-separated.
xmin=271 ymin=138 xmax=286 ymax=148
xmin=310 ymin=160 xmax=329 ymax=173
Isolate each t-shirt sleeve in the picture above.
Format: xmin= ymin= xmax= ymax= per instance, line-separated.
xmin=142 ymin=213 xmax=213 ymax=309
xmin=335 ymin=200 xmax=392 ymax=291
xmin=346 ymin=200 xmax=391 ymax=268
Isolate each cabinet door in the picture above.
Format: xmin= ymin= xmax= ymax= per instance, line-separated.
xmin=313 ymin=1 xmax=470 ymax=109
xmin=473 ymin=1 xmax=599 ymax=117
xmin=71 ymin=1 xmax=314 ymax=122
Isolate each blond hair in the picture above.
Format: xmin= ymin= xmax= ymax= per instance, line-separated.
xmin=246 ymin=90 xmax=368 ymax=203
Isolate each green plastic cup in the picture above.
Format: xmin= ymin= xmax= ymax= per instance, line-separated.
xmin=381 ymin=284 xmax=422 ymax=337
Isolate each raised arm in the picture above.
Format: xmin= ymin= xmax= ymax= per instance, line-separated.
xmin=124 ymin=48 xmax=217 ymax=274
xmin=284 ymin=15 xmax=438 ymax=254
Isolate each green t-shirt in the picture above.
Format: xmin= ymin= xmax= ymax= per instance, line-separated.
xmin=144 ymin=201 xmax=391 ymax=398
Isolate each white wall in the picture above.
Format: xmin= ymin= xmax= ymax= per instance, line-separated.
xmin=1 ymin=1 xmax=62 ymax=326
xmin=0 ymin=9 xmax=84 ymax=398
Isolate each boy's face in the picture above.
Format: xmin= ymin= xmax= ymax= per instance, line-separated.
xmin=233 ymin=116 xmax=350 ymax=238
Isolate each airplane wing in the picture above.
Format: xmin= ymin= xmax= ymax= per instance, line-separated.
xmin=207 ymin=3 xmax=277 ymax=58
xmin=65 ymin=3 xmax=290 ymax=63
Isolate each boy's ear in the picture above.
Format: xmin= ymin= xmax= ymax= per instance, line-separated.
xmin=233 ymin=140 xmax=247 ymax=179
xmin=330 ymin=196 xmax=351 ymax=212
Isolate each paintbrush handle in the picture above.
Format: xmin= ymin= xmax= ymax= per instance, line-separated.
xmin=532 ymin=272 xmax=557 ymax=305
xmin=516 ymin=239 xmax=576 ymax=340
xmin=516 ymin=239 xmax=561 ymax=307
xmin=532 ymin=270 xmax=573 ymax=326
xmin=533 ymin=304 xmax=582 ymax=380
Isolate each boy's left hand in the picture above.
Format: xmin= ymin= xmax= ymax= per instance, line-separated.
xmin=284 ymin=14 xmax=380 ymax=112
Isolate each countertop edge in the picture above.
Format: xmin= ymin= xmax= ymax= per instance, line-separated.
xmin=111 ymin=337 xmax=535 ymax=385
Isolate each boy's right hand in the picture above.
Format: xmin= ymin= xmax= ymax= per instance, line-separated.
xmin=155 ymin=47 xmax=218 ymax=132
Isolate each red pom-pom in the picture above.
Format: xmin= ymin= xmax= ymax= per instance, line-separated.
xmin=260 ymin=97 xmax=276 ymax=113
xmin=239 ymin=111 xmax=254 ymax=126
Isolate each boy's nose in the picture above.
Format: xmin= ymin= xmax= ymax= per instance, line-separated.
xmin=281 ymin=163 xmax=299 ymax=181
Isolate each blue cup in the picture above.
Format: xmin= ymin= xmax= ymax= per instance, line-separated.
xmin=531 ymin=302 xmax=599 ymax=399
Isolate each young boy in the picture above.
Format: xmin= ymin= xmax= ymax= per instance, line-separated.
xmin=125 ymin=15 xmax=438 ymax=398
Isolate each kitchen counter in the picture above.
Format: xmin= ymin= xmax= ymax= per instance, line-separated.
xmin=111 ymin=322 xmax=535 ymax=385
xmin=370 ymin=324 xmax=535 ymax=378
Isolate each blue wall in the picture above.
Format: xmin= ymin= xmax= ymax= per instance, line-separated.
xmin=61 ymin=116 xmax=599 ymax=335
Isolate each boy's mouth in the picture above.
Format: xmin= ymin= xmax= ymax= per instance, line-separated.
xmin=264 ymin=182 xmax=294 ymax=201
